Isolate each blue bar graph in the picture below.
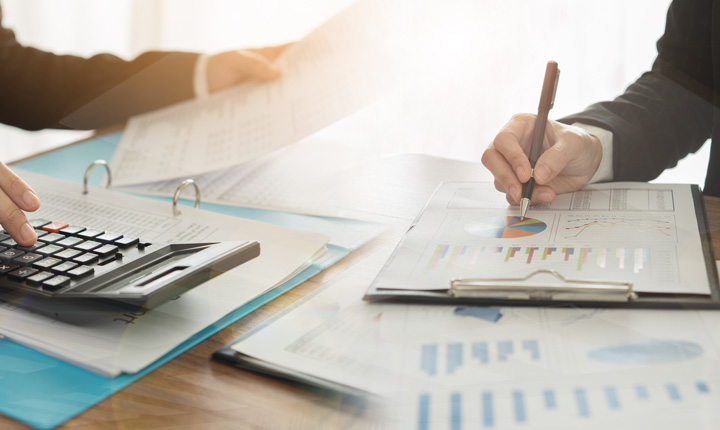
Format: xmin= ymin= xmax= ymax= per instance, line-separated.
xmin=473 ymin=342 xmax=489 ymax=364
xmin=418 ymin=394 xmax=430 ymax=430
xmin=666 ymin=384 xmax=681 ymax=401
xmin=635 ymin=385 xmax=649 ymax=400
xmin=574 ymin=388 xmax=590 ymax=417
xmin=421 ymin=344 xmax=437 ymax=376
xmin=512 ymin=391 xmax=526 ymax=423
xmin=482 ymin=392 xmax=494 ymax=428
xmin=451 ymin=392 xmax=462 ymax=430
xmin=604 ymin=387 xmax=620 ymax=410
xmin=697 ymin=382 xmax=709 ymax=394
xmin=522 ymin=339 xmax=540 ymax=360
xmin=543 ymin=389 xmax=556 ymax=410
xmin=448 ymin=343 xmax=463 ymax=374
xmin=498 ymin=341 xmax=514 ymax=361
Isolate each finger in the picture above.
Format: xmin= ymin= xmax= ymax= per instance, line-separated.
xmin=0 ymin=163 xmax=40 ymax=212
xmin=530 ymin=184 xmax=556 ymax=204
xmin=533 ymin=129 xmax=582 ymax=185
xmin=249 ymin=42 xmax=293 ymax=60
xmin=0 ymin=190 xmax=35 ymax=246
xmin=482 ymin=147 xmax=522 ymax=202
xmin=493 ymin=115 xmax=535 ymax=183
xmin=234 ymin=50 xmax=281 ymax=80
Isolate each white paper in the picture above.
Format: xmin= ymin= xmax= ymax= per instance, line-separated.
xmin=0 ymin=169 xmax=329 ymax=377
xmin=370 ymin=182 xmax=712 ymax=295
xmin=231 ymin=253 xmax=720 ymax=429
xmin=109 ymin=0 xmax=399 ymax=187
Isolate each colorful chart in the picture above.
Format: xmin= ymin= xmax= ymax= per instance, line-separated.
xmin=465 ymin=216 xmax=547 ymax=238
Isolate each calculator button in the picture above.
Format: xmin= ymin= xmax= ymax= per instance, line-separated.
xmin=74 ymin=241 xmax=102 ymax=251
xmin=27 ymin=271 xmax=53 ymax=286
xmin=42 ymin=275 xmax=70 ymax=291
xmin=0 ymin=249 xmax=24 ymax=262
xmin=96 ymin=232 xmax=123 ymax=243
xmin=54 ymin=249 xmax=82 ymax=260
xmin=12 ymin=253 xmax=43 ymax=266
xmin=42 ymin=222 xmax=70 ymax=233
xmin=67 ymin=265 xmax=94 ymax=279
xmin=0 ymin=233 xmax=9 ymax=242
xmin=34 ymin=229 xmax=48 ymax=238
xmin=1 ymin=238 xmax=17 ymax=247
xmin=115 ymin=236 xmax=139 ymax=248
xmin=78 ymin=229 xmax=104 ymax=239
xmin=34 ymin=257 xmax=62 ymax=270
xmin=39 ymin=233 xmax=65 ymax=244
xmin=51 ymin=262 xmax=78 ymax=274
xmin=94 ymin=245 xmax=118 ymax=258
xmin=28 ymin=219 xmax=51 ymax=229
xmin=0 ymin=262 xmax=18 ymax=273
xmin=57 ymin=237 xmax=83 ymax=247
xmin=36 ymin=245 xmax=63 ymax=256
xmin=17 ymin=242 xmax=44 ymax=252
xmin=8 ymin=267 xmax=38 ymax=281
xmin=72 ymin=253 xmax=99 ymax=265
xmin=60 ymin=225 xmax=86 ymax=235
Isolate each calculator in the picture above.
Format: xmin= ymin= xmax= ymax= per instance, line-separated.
xmin=0 ymin=219 xmax=260 ymax=323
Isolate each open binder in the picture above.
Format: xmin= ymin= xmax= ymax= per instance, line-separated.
xmin=365 ymin=182 xmax=720 ymax=309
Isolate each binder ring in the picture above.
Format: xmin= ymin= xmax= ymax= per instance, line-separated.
xmin=172 ymin=179 xmax=201 ymax=216
xmin=83 ymin=160 xmax=112 ymax=194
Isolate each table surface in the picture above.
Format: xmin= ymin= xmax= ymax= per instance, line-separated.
xmin=2 ymin=154 xmax=719 ymax=430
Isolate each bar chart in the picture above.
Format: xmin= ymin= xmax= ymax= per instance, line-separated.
xmin=420 ymin=339 xmax=542 ymax=377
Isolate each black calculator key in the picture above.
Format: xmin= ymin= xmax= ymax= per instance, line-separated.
xmin=13 ymin=253 xmax=43 ymax=266
xmin=75 ymin=241 xmax=102 ymax=251
xmin=0 ymin=262 xmax=18 ymax=273
xmin=115 ymin=236 xmax=139 ymax=248
xmin=72 ymin=253 xmax=99 ymax=265
xmin=1 ymin=238 xmax=17 ymax=247
xmin=54 ymin=249 xmax=82 ymax=260
xmin=78 ymin=229 xmax=103 ymax=239
xmin=57 ymin=237 xmax=83 ymax=247
xmin=60 ymin=225 xmax=86 ymax=235
xmin=51 ymin=262 xmax=78 ymax=274
xmin=34 ymin=257 xmax=62 ymax=270
xmin=8 ymin=267 xmax=38 ymax=281
xmin=40 ymin=233 xmax=65 ymax=244
xmin=29 ymin=219 xmax=51 ymax=229
xmin=67 ymin=265 xmax=94 ymax=279
xmin=17 ymin=243 xmax=44 ymax=252
xmin=0 ymin=249 xmax=24 ymax=262
xmin=36 ymin=245 xmax=63 ymax=256
xmin=42 ymin=275 xmax=70 ymax=291
xmin=0 ymin=233 xmax=9 ymax=242
xmin=97 ymin=232 xmax=122 ymax=243
xmin=94 ymin=245 xmax=118 ymax=258
xmin=27 ymin=271 xmax=53 ymax=286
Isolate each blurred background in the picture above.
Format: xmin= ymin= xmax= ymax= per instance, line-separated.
xmin=1 ymin=0 xmax=708 ymax=185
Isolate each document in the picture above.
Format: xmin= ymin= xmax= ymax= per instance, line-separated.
xmin=108 ymin=0 xmax=399 ymax=187
xmin=371 ymin=182 xmax=713 ymax=295
xmin=228 ymin=254 xmax=720 ymax=429
xmin=0 ymin=169 xmax=329 ymax=377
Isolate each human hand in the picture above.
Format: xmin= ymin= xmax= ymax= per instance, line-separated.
xmin=482 ymin=113 xmax=603 ymax=205
xmin=206 ymin=43 xmax=292 ymax=93
xmin=0 ymin=163 xmax=40 ymax=246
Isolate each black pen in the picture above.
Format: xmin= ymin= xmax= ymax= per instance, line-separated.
xmin=520 ymin=61 xmax=560 ymax=220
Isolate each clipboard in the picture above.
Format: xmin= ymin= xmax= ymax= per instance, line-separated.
xmin=364 ymin=182 xmax=720 ymax=309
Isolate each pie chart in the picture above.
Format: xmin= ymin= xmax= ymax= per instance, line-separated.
xmin=465 ymin=216 xmax=547 ymax=238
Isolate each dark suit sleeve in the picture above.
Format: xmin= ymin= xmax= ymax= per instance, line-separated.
xmin=560 ymin=0 xmax=714 ymax=182
xmin=0 ymin=14 xmax=199 ymax=131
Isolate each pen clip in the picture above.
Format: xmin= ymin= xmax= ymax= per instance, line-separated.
xmin=550 ymin=69 xmax=560 ymax=109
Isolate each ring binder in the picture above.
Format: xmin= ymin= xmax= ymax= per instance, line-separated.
xmin=172 ymin=179 xmax=201 ymax=216
xmin=83 ymin=160 xmax=112 ymax=194
xmin=450 ymin=270 xmax=637 ymax=303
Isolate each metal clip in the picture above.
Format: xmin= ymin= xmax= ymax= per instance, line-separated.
xmin=83 ymin=160 xmax=112 ymax=194
xmin=172 ymin=179 xmax=201 ymax=216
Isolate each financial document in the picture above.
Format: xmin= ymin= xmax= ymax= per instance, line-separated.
xmin=109 ymin=0 xmax=399 ymax=187
xmin=0 ymin=170 xmax=329 ymax=377
xmin=371 ymin=182 xmax=713 ymax=295
xmin=229 ymin=254 xmax=720 ymax=429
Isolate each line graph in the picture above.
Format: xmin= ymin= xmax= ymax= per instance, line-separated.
xmin=560 ymin=215 xmax=676 ymax=242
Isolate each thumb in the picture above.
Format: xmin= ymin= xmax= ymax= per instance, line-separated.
xmin=232 ymin=50 xmax=281 ymax=81
xmin=534 ymin=139 xmax=576 ymax=185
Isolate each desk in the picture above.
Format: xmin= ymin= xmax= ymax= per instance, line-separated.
xmin=1 ymin=154 xmax=719 ymax=429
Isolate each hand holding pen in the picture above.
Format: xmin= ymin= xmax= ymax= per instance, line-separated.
xmin=481 ymin=62 xmax=604 ymax=209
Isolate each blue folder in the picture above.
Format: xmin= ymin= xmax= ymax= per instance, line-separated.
xmin=0 ymin=133 xmax=366 ymax=429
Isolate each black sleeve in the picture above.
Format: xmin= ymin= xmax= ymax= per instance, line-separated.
xmin=0 ymin=10 xmax=199 ymax=131
xmin=560 ymin=0 xmax=714 ymax=182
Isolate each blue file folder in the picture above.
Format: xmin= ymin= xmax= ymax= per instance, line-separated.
xmin=0 ymin=132 xmax=363 ymax=429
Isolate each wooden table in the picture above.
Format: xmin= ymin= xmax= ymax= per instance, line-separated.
xmin=2 ymin=154 xmax=719 ymax=429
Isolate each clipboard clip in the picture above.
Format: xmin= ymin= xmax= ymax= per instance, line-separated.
xmin=450 ymin=269 xmax=636 ymax=303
